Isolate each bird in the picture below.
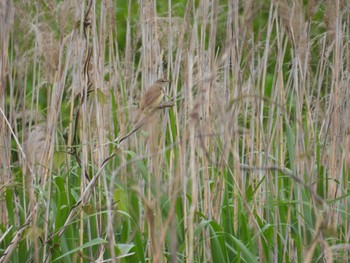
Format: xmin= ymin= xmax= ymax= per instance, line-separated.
xmin=134 ymin=78 xmax=171 ymax=123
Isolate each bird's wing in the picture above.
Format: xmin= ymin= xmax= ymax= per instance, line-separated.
xmin=142 ymin=86 xmax=161 ymax=109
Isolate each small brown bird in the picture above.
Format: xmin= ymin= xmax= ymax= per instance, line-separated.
xmin=134 ymin=78 xmax=171 ymax=123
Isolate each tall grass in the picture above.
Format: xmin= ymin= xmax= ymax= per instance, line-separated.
xmin=1 ymin=0 xmax=349 ymax=262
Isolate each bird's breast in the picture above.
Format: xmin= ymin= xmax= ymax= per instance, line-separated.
xmin=149 ymin=92 xmax=164 ymax=108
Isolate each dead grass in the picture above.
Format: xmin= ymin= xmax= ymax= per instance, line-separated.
xmin=1 ymin=0 xmax=349 ymax=262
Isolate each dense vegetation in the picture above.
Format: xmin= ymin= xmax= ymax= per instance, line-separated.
xmin=0 ymin=0 xmax=349 ymax=262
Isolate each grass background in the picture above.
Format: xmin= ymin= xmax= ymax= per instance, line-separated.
xmin=0 ymin=0 xmax=350 ymax=262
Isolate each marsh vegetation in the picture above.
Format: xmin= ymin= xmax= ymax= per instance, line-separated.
xmin=0 ymin=0 xmax=349 ymax=262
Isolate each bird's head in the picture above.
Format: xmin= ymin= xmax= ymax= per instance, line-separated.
xmin=156 ymin=78 xmax=171 ymax=86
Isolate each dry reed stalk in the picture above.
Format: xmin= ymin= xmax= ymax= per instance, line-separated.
xmin=139 ymin=0 xmax=170 ymax=261
xmin=0 ymin=0 xmax=14 ymax=230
